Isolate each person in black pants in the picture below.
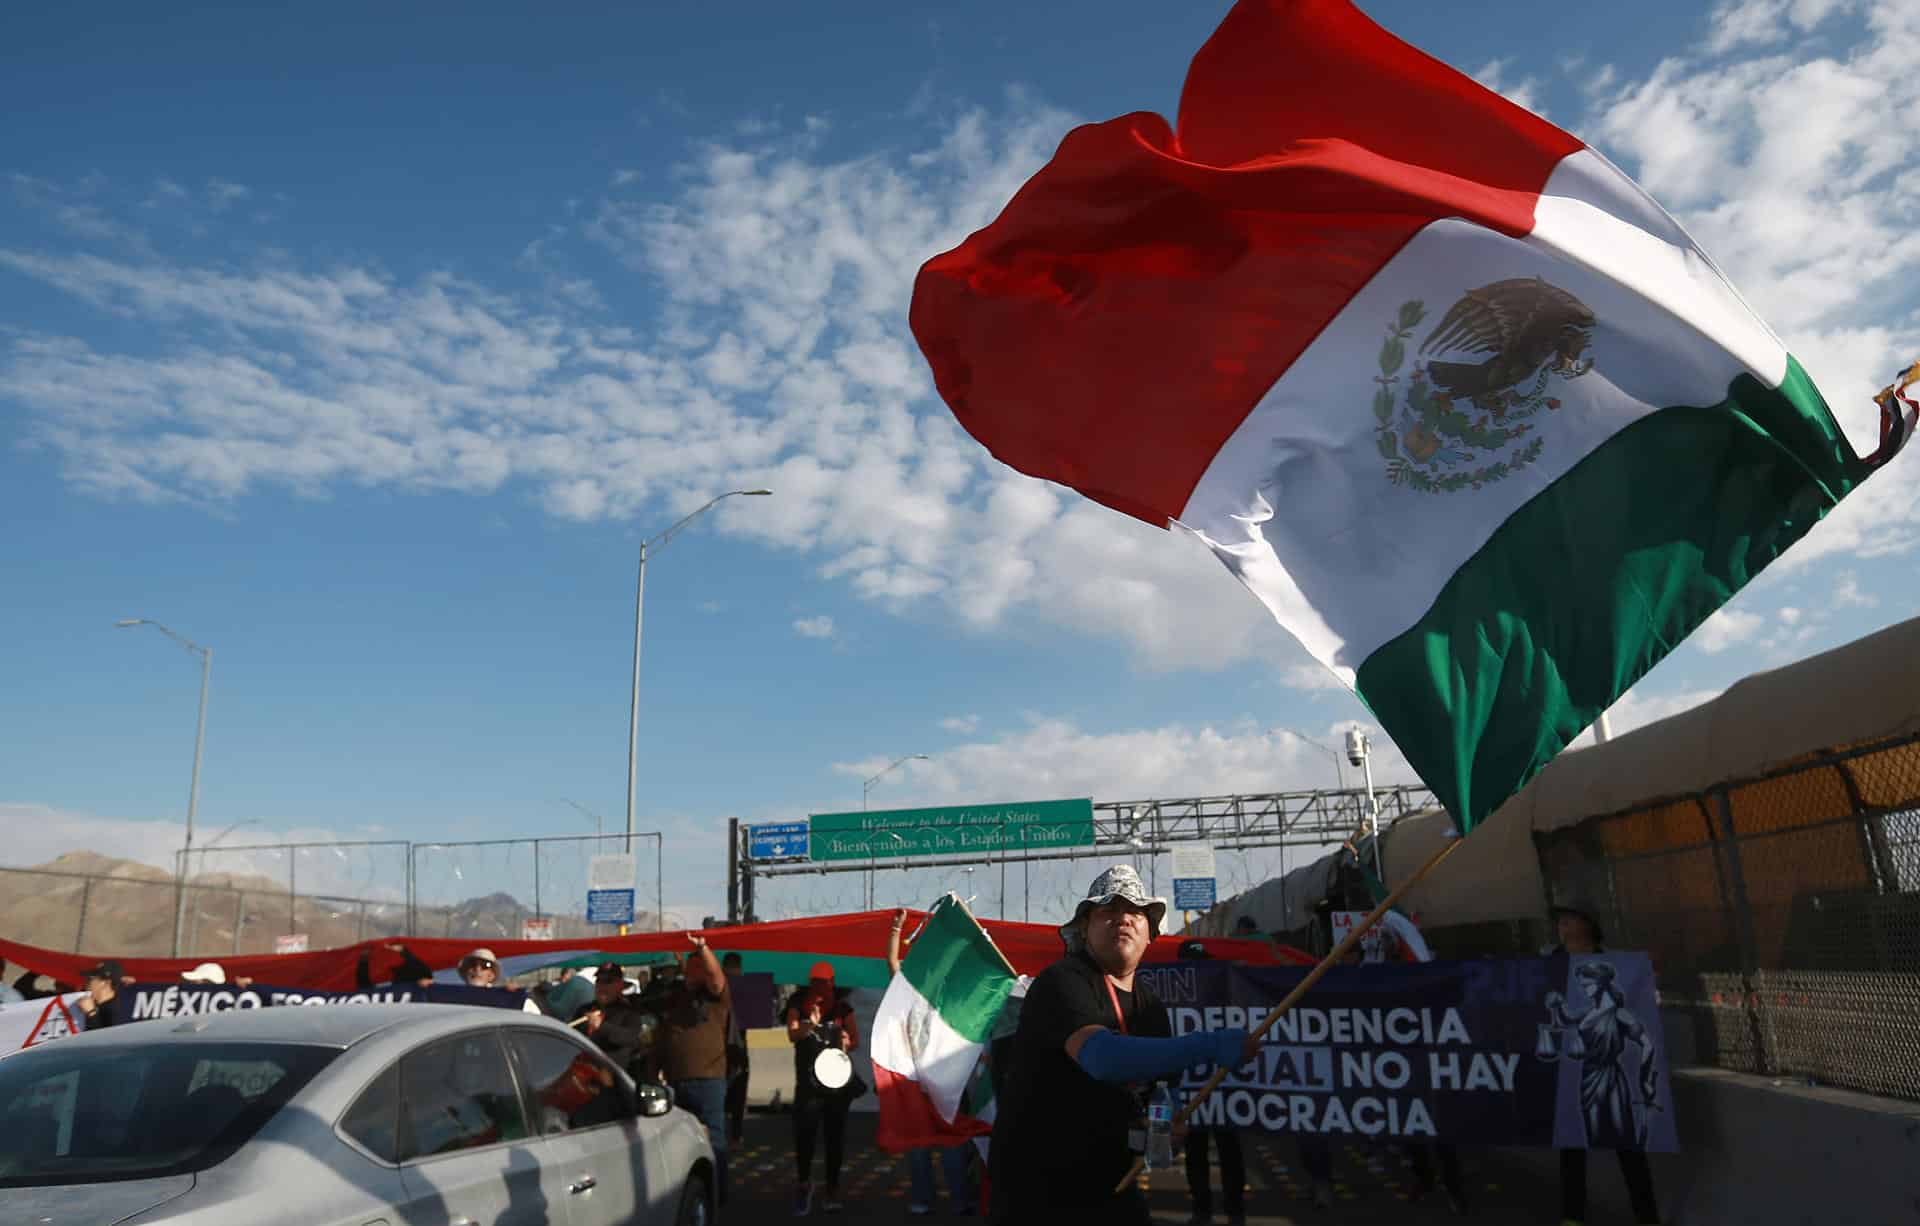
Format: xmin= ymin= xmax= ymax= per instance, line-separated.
xmin=787 ymin=962 xmax=860 ymax=1216
xmin=1175 ymin=941 xmax=1246 ymax=1226
xmin=721 ymin=952 xmax=749 ymax=1146
xmin=1547 ymin=906 xmax=1660 ymax=1226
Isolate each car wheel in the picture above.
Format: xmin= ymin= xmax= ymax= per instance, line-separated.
xmin=675 ymin=1172 xmax=711 ymax=1226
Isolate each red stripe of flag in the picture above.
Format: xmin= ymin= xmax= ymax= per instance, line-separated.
xmin=909 ymin=0 xmax=1582 ymax=528
xmin=873 ymin=1064 xmax=991 ymax=1155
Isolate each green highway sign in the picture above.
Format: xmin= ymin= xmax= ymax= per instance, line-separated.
xmin=807 ymin=798 xmax=1095 ymax=862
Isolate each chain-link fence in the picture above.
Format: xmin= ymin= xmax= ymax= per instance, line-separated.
xmin=0 ymin=866 xmax=407 ymax=959
xmin=406 ymin=833 xmax=665 ymax=942
xmin=1534 ymin=732 xmax=1920 ymax=1102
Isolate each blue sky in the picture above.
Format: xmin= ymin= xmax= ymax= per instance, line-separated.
xmin=5 ymin=0 xmax=1917 ymax=927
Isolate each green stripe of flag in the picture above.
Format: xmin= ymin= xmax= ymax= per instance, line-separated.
xmin=901 ymin=898 xmax=1016 ymax=1042
xmin=1357 ymin=358 xmax=1863 ymax=830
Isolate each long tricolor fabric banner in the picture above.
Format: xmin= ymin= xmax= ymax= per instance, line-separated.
xmin=0 ymin=913 xmax=1303 ymax=995
xmin=910 ymin=0 xmax=1909 ymax=830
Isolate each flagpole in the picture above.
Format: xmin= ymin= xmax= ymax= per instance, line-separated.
xmin=953 ymin=893 xmax=1019 ymax=980
xmin=1110 ymin=834 xmax=1465 ymax=1193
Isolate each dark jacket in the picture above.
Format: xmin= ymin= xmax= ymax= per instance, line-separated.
xmin=574 ymin=996 xmax=652 ymax=1075
xmin=356 ymin=945 xmax=435 ymax=990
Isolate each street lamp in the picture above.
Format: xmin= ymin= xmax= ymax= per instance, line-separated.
xmin=1273 ymin=727 xmax=1349 ymax=792
xmin=1344 ymin=728 xmax=1387 ymax=879
xmin=625 ymin=489 xmax=771 ymax=855
xmin=118 ymin=617 xmax=212 ymax=957
xmin=560 ymin=797 xmax=605 ymax=838
xmin=862 ymin=754 xmax=928 ymax=909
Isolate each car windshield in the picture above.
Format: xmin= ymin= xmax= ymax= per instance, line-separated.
xmin=0 ymin=1040 xmax=339 ymax=1187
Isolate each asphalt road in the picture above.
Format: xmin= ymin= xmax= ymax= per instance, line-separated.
xmin=720 ymin=1112 xmax=1577 ymax=1225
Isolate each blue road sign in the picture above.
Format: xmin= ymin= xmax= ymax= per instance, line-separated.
xmin=1173 ymin=877 xmax=1217 ymax=911
xmin=587 ymin=888 xmax=636 ymax=926
xmin=747 ymin=820 xmax=810 ymax=860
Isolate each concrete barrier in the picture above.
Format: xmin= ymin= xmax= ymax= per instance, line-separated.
xmin=1483 ymin=1066 xmax=1920 ymax=1224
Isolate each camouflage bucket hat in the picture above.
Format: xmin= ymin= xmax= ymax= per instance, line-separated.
xmin=1060 ymin=864 xmax=1168 ymax=950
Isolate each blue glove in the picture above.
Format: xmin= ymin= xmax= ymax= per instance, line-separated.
xmin=1076 ymin=1027 xmax=1250 ymax=1084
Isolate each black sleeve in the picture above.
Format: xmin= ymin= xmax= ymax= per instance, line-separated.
xmin=1018 ymin=961 xmax=1114 ymax=1058
xmin=391 ymin=947 xmax=434 ymax=984
xmin=355 ymin=949 xmax=374 ymax=991
xmin=598 ymin=1003 xmax=648 ymax=1051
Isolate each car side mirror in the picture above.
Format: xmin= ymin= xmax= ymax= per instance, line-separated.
xmin=635 ymin=1082 xmax=674 ymax=1118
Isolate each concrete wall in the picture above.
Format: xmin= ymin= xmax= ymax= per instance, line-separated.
xmin=1490 ymin=1066 xmax=1920 ymax=1225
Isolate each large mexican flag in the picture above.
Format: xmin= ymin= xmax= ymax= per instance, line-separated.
xmin=910 ymin=0 xmax=1912 ymax=830
xmin=871 ymin=896 xmax=1017 ymax=1154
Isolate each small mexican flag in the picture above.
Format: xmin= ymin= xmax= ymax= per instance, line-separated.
xmin=910 ymin=0 xmax=1915 ymax=832
xmin=872 ymin=896 xmax=1017 ymax=1154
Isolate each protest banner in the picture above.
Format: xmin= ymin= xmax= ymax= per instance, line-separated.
xmin=1137 ymin=954 xmax=1676 ymax=1151
xmin=123 ymin=980 xmax=531 ymax=1021
xmin=0 ymin=992 xmax=87 ymax=1051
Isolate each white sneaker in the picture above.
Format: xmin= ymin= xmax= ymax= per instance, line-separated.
xmin=909 ymin=1206 xmax=933 ymax=1217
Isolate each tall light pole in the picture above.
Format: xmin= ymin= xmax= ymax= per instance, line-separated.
xmin=625 ymin=489 xmax=771 ymax=855
xmin=1344 ymin=728 xmax=1387 ymax=880
xmin=118 ymin=617 xmax=211 ymax=958
xmin=862 ymin=753 xmax=927 ymax=909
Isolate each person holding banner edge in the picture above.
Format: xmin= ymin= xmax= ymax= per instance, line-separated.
xmin=657 ymin=933 xmax=735 ymax=1207
xmin=1547 ymin=905 xmax=1661 ymax=1226
xmin=989 ymin=866 xmax=1255 ymax=1226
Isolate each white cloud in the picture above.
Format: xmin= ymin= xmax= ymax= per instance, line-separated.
xmin=1281 ymin=661 xmax=1349 ymax=694
xmin=792 ymin=614 xmax=836 ymax=638
xmin=832 ymin=719 xmax=1417 ymax=806
xmin=1702 ymin=0 xmax=1852 ymax=55
xmin=1694 ymin=606 xmax=1766 ymax=653
xmin=1832 ymin=570 xmax=1879 ymax=607
xmin=0 ymin=102 xmax=1301 ymax=672
xmin=1580 ymin=685 xmax=1724 ymax=746
xmin=6 ymin=12 xmax=1917 ymax=678
xmin=1472 ymin=58 xmax=1550 ymax=117
xmin=939 ymin=714 xmax=980 ymax=734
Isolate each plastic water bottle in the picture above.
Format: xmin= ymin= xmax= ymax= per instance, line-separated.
xmin=1144 ymin=1084 xmax=1175 ymax=1170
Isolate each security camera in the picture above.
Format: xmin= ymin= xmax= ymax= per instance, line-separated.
xmin=1344 ymin=728 xmax=1368 ymax=767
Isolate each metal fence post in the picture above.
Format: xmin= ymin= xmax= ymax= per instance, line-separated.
xmin=533 ymin=838 xmax=542 ymax=922
xmin=1709 ymin=786 xmax=1772 ymax=1073
xmin=74 ymin=877 xmax=93 ymax=953
xmin=288 ymin=851 xmax=298 ymax=938
xmin=234 ymin=891 xmax=244 ymax=955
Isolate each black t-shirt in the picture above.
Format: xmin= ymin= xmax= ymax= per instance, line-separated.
xmin=784 ymin=988 xmax=856 ymax=1094
xmin=989 ymin=952 xmax=1171 ymax=1218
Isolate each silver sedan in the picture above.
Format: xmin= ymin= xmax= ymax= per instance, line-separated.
xmin=0 ymin=1003 xmax=715 ymax=1226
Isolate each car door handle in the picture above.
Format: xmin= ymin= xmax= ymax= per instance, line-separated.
xmin=569 ymin=1175 xmax=598 ymax=1195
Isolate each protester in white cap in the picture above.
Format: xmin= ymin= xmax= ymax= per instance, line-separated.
xmin=989 ymin=865 xmax=1258 ymax=1226
xmin=458 ymin=947 xmax=544 ymax=1014
xmin=459 ymin=948 xmax=501 ymax=987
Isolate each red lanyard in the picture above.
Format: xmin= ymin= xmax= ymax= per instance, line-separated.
xmin=1102 ymin=976 xmax=1129 ymax=1035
